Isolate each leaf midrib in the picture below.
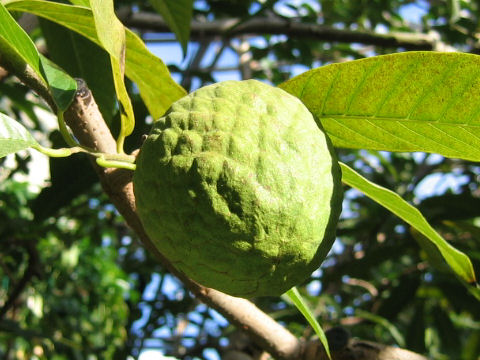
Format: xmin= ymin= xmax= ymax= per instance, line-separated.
xmin=321 ymin=114 xmax=480 ymax=128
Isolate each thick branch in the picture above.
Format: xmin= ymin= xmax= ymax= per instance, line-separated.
xmin=304 ymin=335 xmax=429 ymax=360
xmin=121 ymin=13 xmax=438 ymax=50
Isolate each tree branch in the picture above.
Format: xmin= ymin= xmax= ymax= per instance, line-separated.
xmin=0 ymin=55 xmax=429 ymax=360
xmin=121 ymin=13 xmax=439 ymax=51
xmin=304 ymin=337 xmax=429 ymax=360
xmin=60 ymin=80 xmax=304 ymax=360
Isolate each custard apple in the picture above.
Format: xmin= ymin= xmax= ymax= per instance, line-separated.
xmin=133 ymin=80 xmax=342 ymax=297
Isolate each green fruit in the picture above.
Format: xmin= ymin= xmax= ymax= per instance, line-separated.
xmin=133 ymin=80 xmax=342 ymax=297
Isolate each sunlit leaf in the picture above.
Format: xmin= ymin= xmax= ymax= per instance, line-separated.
xmin=6 ymin=0 xmax=186 ymax=119
xmin=0 ymin=1 xmax=43 ymax=80
xmin=68 ymin=0 xmax=90 ymax=6
xmin=285 ymin=287 xmax=331 ymax=359
xmin=340 ymin=162 xmax=477 ymax=285
xmin=90 ymin=0 xmax=133 ymax=150
xmin=279 ymin=52 xmax=480 ymax=161
xmin=125 ymin=28 xmax=186 ymax=118
xmin=0 ymin=2 xmax=77 ymax=111
xmin=0 ymin=112 xmax=39 ymax=158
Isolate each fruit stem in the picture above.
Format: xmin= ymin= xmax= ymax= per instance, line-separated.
xmin=57 ymin=110 xmax=78 ymax=147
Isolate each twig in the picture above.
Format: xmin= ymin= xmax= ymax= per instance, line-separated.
xmin=0 ymin=242 xmax=40 ymax=319
xmin=182 ymin=40 xmax=209 ymax=91
xmin=121 ymin=13 xmax=439 ymax=51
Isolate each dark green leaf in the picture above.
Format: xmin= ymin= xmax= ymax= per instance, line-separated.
xmin=39 ymin=55 xmax=77 ymax=111
xmin=355 ymin=309 xmax=406 ymax=346
xmin=149 ymin=0 xmax=193 ymax=55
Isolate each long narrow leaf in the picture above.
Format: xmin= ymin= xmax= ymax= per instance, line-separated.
xmin=90 ymin=0 xmax=125 ymax=61
xmin=68 ymin=0 xmax=89 ymax=6
xmin=6 ymin=0 xmax=186 ymax=118
xmin=285 ymin=287 xmax=331 ymax=359
xmin=340 ymin=162 xmax=477 ymax=285
xmin=279 ymin=52 xmax=480 ymax=161
xmin=90 ymin=0 xmax=133 ymax=150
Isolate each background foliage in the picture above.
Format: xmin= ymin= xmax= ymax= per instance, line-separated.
xmin=0 ymin=0 xmax=479 ymax=359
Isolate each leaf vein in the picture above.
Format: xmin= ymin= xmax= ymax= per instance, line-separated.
xmin=319 ymin=66 xmax=342 ymax=115
xmin=345 ymin=60 xmax=382 ymax=114
xmin=373 ymin=56 xmax=424 ymax=117
xmin=406 ymin=60 xmax=459 ymax=120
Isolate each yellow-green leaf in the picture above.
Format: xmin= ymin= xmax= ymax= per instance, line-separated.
xmin=90 ymin=0 xmax=132 ymax=151
xmin=111 ymin=57 xmax=134 ymax=151
xmin=89 ymin=0 xmax=124 ymax=64
xmin=279 ymin=52 xmax=480 ymax=161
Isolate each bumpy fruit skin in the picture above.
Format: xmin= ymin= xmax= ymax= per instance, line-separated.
xmin=133 ymin=80 xmax=342 ymax=297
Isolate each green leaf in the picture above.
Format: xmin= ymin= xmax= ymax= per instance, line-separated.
xmin=149 ymin=0 xmax=193 ymax=55
xmin=285 ymin=287 xmax=331 ymax=359
xmin=0 ymin=112 xmax=39 ymax=158
xmin=340 ymin=162 xmax=477 ymax=285
xmin=0 ymin=1 xmax=43 ymax=81
xmin=0 ymin=2 xmax=77 ymax=111
xmin=89 ymin=0 xmax=133 ymax=151
xmin=6 ymin=0 xmax=187 ymax=118
xmin=39 ymin=18 xmax=116 ymax=124
xmin=279 ymin=52 xmax=480 ymax=161
xmin=39 ymin=55 xmax=77 ymax=111
xmin=89 ymin=0 xmax=125 ymax=61
xmin=125 ymin=28 xmax=186 ymax=118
